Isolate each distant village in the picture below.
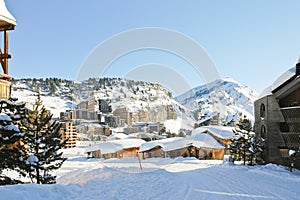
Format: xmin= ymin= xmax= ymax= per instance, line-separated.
xmin=58 ymin=96 xmax=235 ymax=161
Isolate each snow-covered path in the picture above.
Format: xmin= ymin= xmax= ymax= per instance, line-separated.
xmin=1 ymin=154 xmax=300 ymax=200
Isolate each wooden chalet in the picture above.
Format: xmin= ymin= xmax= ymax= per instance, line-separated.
xmin=86 ymin=138 xmax=145 ymax=159
xmin=139 ymin=133 xmax=226 ymax=160
xmin=0 ymin=0 xmax=16 ymax=99
xmin=163 ymin=133 xmax=225 ymax=160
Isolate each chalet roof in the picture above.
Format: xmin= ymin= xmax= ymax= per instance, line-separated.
xmin=86 ymin=138 xmax=145 ymax=154
xmin=163 ymin=133 xmax=224 ymax=152
xmin=139 ymin=137 xmax=182 ymax=152
xmin=192 ymin=125 xmax=235 ymax=140
xmin=0 ymin=0 xmax=16 ymax=30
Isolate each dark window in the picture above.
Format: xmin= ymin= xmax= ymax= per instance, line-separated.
xmin=260 ymin=104 xmax=266 ymax=118
xmin=261 ymin=125 xmax=266 ymax=139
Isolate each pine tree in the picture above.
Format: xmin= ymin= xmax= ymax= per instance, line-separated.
xmin=237 ymin=116 xmax=252 ymax=132
xmin=20 ymin=95 xmax=67 ymax=184
xmin=229 ymin=127 xmax=263 ymax=165
xmin=0 ymin=98 xmax=28 ymax=185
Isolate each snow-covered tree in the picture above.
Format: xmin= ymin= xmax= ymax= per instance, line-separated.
xmin=237 ymin=116 xmax=252 ymax=132
xmin=20 ymin=95 xmax=67 ymax=184
xmin=287 ymin=148 xmax=300 ymax=171
xmin=229 ymin=118 xmax=263 ymax=165
xmin=0 ymin=98 xmax=28 ymax=185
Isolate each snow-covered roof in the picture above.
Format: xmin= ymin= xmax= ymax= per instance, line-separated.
xmin=139 ymin=137 xmax=182 ymax=152
xmin=163 ymin=133 xmax=224 ymax=152
xmin=192 ymin=125 xmax=235 ymax=140
xmin=0 ymin=0 xmax=16 ymax=27
xmin=259 ymin=66 xmax=296 ymax=98
xmin=111 ymin=138 xmax=146 ymax=149
xmin=189 ymin=133 xmax=225 ymax=149
xmin=86 ymin=138 xmax=146 ymax=154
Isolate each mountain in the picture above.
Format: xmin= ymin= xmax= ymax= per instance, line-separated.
xmin=11 ymin=77 xmax=257 ymax=132
xmin=175 ymin=78 xmax=258 ymax=122
xmin=11 ymin=78 xmax=196 ymax=133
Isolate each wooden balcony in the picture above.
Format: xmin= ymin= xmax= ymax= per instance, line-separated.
xmin=0 ymin=73 xmax=10 ymax=99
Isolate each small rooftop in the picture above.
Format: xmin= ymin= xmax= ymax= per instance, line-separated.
xmin=0 ymin=0 xmax=16 ymax=30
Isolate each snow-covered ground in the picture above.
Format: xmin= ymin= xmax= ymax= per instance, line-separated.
xmin=1 ymin=148 xmax=300 ymax=200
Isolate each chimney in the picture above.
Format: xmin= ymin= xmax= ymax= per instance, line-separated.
xmin=297 ymin=55 xmax=300 ymax=75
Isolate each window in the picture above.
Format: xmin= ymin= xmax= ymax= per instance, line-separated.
xmin=260 ymin=104 xmax=266 ymax=118
xmin=261 ymin=125 xmax=266 ymax=139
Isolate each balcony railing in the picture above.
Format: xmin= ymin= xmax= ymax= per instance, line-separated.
xmin=280 ymin=106 xmax=300 ymax=148
xmin=280 ymin=106 xmax=300 ymax=132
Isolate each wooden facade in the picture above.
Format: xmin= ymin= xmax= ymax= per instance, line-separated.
xmin=89 ymin=147 xmax=140 ymax=159
xmin=165 ymin=146 xmax=225 ymax=160
xmin=0 ymin=2 xmax=16 ymax=99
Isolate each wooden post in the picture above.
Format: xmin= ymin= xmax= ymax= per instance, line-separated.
xmin=4 ymin=30 xmax=8 ymax=74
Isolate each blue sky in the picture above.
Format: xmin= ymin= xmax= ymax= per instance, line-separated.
xmin=5 ymin=0 xmax=300 ymax=94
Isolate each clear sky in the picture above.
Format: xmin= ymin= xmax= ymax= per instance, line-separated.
xmin=5 ymin=0 xmax=300 ymax=94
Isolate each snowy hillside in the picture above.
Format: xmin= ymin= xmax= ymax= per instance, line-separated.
xmin=11 ymin=77 xmax=258 ymax=131
xmin=176 ymin=78 xmax=258 ymax=121
xmin=11 ymin=78 xmax=196 ymax=132
xmin=1 ymin=149 xmax=300 ymax=199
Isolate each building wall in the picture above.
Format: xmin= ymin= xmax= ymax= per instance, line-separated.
xmin=60 ymin=121 xmax=78 ymax=148
xmin=141 ymin=146 xmax=165 ymax=159
xmin=254 ymin=95 xmax=286 ymax=165
xmin=89 ymin=148 xmax=140 ymax=159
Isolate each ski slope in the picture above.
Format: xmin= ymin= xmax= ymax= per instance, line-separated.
xmin=1 ymin=148 xmax=299 ymax=200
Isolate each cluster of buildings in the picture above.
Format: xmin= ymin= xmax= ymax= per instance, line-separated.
xmin=86 ymin=126 xmax=235 ymax=160
xmin=58 ymin=97 xmax=165 ymax=148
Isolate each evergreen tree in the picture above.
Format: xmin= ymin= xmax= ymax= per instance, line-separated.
xmin=237 ymin=116 xmax=252 ymax=132
xmin=20 ymin=95 xmax=67 ymax=184
xmin=0 ymin=98 xmax=28 ymax=185
xmin=230 ymin=127 xmax=263 ymax=165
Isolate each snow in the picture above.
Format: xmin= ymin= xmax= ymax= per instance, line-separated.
xmin=0 ymin=113 xmax=12 ymax=122
xmin=163 ymin=133 xmax=224 ymax=152
xmin=107 ymin=133 xmax=131 ymax=140
xmin=11 ymin=88 xmax=74 ymax=118
xmin=259 ymin=66 xmax=296 ymax=98
xmin=1 ymin=149 xmax=300 ymax=200
xmin=0 ymin=0 xmax=16 ymax=25
xmin=26 ymin=155 xmax=39 ymax=165
xmin=176 ymin=78 xmax=258 ymax=122
xmin=192 ymin=125 xmax=235 ymax=140
xmin=86 ymin=139 xmax=145 ymax=154
xmin=140 ymin=137 xmax=182 ymax=152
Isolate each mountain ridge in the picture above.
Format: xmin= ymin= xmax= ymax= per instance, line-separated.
xmin=11 ymin=77 xmax=257 ymax=132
